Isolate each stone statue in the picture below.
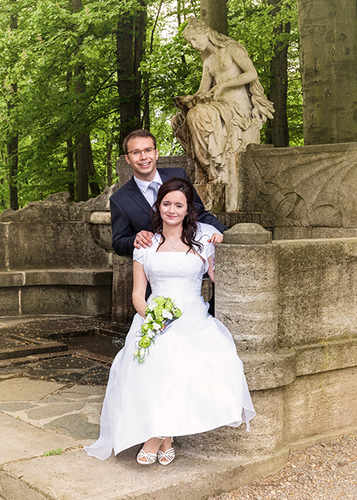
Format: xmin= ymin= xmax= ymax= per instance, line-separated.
xmin=172 ymin=18 xmax=274 ymax=205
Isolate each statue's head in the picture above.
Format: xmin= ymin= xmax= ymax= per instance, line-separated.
xmin=183 ymin=17 xmax=228 ymax=49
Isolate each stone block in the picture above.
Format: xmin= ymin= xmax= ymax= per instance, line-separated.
xmin=0 ymin=193 xmax=82 ymax=223
xmin=21 ymin=285 xmax=111 ymax=316
xmin=89 ymin=217 xmax=113 ymax=251
xmin=274 ymin=226 xmax=357 ymax=240
xmin=239 ymin=142 xmax=357 ymax=229
xmin=215 ymin=243 xmax=278 ymax=351
xmin=223 ymin=223 xmax=272 ymax=245
xmin=284 ymin=367 xmax=357 ymax=443
xmin=0 ymin=224 xmax=6 ymax=271
xmin=275 ymin=238 xmax=357 ymax=346
xmin=240 ymin=350 xmax=296 ymax=391
xmin=177 ymin=388 xmax=285 ymax=456
xmin=0 ymin=472 xmax=48 ymax=500
xmin=112 ymin=254 xmax=135 ymax=328
xmin=0 ymin=288 xmax=19 ymax=316
xmin=24 ymin=270 xmax=112 ymax=287
xmin=212 ymin=211 xmax=275 ymax=230
xmin=295 ymin=338 xmax=357 ymax=376
xmin=0 ymin=342 xmax=67 ymax=360
xmin=7 ymin=221 xmax=110 ymax=270
xmin=0 ymin=272 xmax=25 ymax=287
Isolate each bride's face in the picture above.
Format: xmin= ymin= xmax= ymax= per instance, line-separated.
xmin=159 ymin=191 xmax=188 ymax=227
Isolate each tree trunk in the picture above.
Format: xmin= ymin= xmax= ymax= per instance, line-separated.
xmin=200 ymin=0 xmax=228 ymax=35
xmin=66 ymin=70 xmax=76 ymax=200
xmin=75 ymin=133 xmax=89 ymax=201
xmin=106 ymin=141 xmax=113 ymax=187
xmin=72 ymin=0 xmax=100 ymax=200
xmin=7 ymin=133 xmax=19 ymax=210
xmin=66 ymin=140 xmax=75 ymax=200
xmin=117 ymin=1 xmax=147 ymax=148
xmin=88 ymin=151 xmax=101 ymax=196
xmin=7 ymin=5 xmax=19 ymax=210
xmin=297 ymin=0 xmax=357 ymax=145
xmin=142 ymin=0 xmax=162 ymax=130
xmin=268 ymin=0 xmax=290 ymax=147
xmin=74 ymin=60 xmax=89 ymax=201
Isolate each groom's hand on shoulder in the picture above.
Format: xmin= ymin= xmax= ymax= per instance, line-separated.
xmin=134 ymin=230 xmax=154 ymax=249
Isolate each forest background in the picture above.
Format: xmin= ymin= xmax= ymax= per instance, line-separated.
xmin=0 ymin=0 xmax=300 ymax=210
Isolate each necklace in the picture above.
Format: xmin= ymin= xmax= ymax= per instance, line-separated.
xmin=163 ymin=234 xmax=181 ymax=252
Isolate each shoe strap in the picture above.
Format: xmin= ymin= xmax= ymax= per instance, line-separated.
xmin=158 ymin=447 xmax=175 ymax=462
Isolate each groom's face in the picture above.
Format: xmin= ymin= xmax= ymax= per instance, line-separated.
xmin=125 ymin=137 xmax=159 ymax=182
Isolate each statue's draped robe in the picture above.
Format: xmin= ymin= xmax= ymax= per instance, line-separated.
xmin=172 ymin=42 xmax=274 ymax=182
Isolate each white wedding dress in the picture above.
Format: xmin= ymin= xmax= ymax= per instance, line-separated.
xmin=85 ymin=223 xmax=255 ymax=460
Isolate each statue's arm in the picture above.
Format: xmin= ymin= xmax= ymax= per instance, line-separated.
xmin=196 ymin=64 xmax=213 ymax=96
xmin=209 ymin=46 xmax=258 ymax=100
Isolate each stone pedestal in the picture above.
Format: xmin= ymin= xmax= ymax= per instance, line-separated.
xmin=215 ymin=223 xmax=277 ymax=351
xmin=111 ymin=255 xmax=136 ymax=330
xmin=202 ymin=223 xmax=294 ymax=458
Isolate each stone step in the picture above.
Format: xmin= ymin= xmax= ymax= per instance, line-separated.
xmin=0 ymin=341 xmax=68 ymax=360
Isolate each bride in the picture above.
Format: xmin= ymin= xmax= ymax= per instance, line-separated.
xmin=85 ymin=178 xmax=255 ymax=465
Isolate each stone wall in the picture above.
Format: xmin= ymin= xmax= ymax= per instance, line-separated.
xmin=186 ymin=223 xmax=357 ymax=464
xmin=0 ymin=192 xmax=113 ymax=317
xmin=238 ymin=142 xmax=357 ymax=239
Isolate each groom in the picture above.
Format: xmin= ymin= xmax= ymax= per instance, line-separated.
xmin=110 ymin=129 xmax=226 ymax=256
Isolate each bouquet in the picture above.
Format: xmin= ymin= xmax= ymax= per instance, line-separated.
xmin=133 ymin=296 xmax=182 ymax=364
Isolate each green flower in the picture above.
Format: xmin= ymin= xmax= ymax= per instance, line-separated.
xmin=134 ymin=296 xmax=181 ymax=364
xmin=140 ymin=323 xmax=151 ymax=334
xmin=153 ymin=305 xmax=164 ymax=317
xmin=138 ymin=336 xmax=151 ymax=348
xmin=165 ymin=298 xmax=174 ymax=308
xmin=154 ymin=297 xmax=166 ymax=306
xmin=174 ymin=308 xmax=182 ymax=318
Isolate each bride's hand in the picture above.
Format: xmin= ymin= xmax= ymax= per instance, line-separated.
xmin=208 ymin=233 xmax=223 ymax=245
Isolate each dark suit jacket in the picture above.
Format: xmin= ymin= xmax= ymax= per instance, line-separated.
xmin=110 ymin=167 xmax=227 ymax=255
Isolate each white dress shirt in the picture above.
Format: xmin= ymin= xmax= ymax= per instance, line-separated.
xmin=134 ymin=172 xmax=163 ymax=206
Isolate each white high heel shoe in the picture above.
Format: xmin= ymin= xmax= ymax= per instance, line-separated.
xmin=136 ymin=448 xmax=158 ymax=465
xmin=136 ymin=438 xmax=164 ymax=465
xmin=158 ymin=438 xmax=175 ymax=466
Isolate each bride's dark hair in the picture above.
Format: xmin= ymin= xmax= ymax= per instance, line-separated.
xmin=151 ymin=177 xmax=202 ymax=252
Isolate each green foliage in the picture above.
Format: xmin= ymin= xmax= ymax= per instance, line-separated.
xmin=141 ymin=0 xmax=201 ymax=155
xmin=143 ymin=0 xmax=302 ymax=153
xmin=0 ymin=0 xmax=135 ymax=208
xmin=228 ymin=0 xmax=302 ymax=145
xmin=0 ymin=0 xmax=304 ymax=210
xmin=43 ymin=448 xmax=63 ymax=456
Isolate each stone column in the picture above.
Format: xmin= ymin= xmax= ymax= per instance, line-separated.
xmin=215 ymin=223 xmax=278 ymax=352
xmin=207 ymin=223 xmax=296 ymax=458
xmin=111 ymin=254 xmax=136 ymax=330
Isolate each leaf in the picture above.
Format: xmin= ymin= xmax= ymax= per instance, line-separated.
xmin=43 ymin=448 xmax=63 ymax=456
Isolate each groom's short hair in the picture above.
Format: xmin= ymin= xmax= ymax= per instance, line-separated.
xmin=123 ymin=129 xmax=157 ymax=154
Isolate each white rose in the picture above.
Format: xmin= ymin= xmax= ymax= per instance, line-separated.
xmin=162 ymin=309 xmax=173 ymax=320
xmin=152 ymin=322 xmax=161 ymax=331
xmin=148 ymin=300 xmax=156 ymax=311
xmin=148 ymin=330 xmax=155 ymax=339
xmin=144 ymin=313 xmax=153 ymax=323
